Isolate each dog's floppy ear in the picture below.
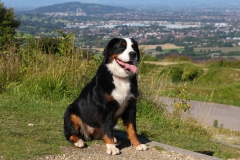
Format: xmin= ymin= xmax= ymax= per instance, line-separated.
xmin=130 ymin=38 xmax=140 ymax=62
xmin=103 ymin=48 xmax=110 ymax=64
xmin=102 ymin=38 xmax=120 ymax=64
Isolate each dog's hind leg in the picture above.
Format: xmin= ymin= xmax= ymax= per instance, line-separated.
xmin=64 ymin=111 xmax=85 ymax=148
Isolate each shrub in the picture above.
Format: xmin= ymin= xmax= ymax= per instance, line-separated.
xmin=160 ymin=63 xmax=204 ymax=83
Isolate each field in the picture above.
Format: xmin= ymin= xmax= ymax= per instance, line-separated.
xmin=139 ymin=43 xmax=183 ymax=50
xmin=194 ymin=46 xmax=240 ymax=53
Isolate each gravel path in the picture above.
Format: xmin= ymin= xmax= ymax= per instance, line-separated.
xmin=35 ymin=136 xmax=204 ymax=160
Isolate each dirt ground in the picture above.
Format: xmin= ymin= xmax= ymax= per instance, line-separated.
xmin=36 ymin=137 xmax=202 ymax=160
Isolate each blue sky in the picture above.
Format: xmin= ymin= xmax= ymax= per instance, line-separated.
xmin=1 ymin=0 xmax=239 ymax=9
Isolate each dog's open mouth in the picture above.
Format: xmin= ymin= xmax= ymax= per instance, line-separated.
xmin=115 ymin=58 xmax=137 ymax=73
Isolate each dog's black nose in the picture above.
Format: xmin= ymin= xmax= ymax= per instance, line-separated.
xmin=129 ymin=51 xmax=137 ymax=59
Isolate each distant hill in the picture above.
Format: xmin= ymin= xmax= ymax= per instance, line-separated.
xmin=30 ymin=2 xmax=129 ymax=14
xmin=5 ymin=0 xmax=240 ymax=10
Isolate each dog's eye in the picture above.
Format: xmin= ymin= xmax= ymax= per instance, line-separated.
xmin=132 ymin=45 xmax=137 ymax=50
xmin=120 ymin=45 xmax=126 ymax=49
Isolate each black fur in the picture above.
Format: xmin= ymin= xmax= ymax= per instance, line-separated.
xmin=63 ymin=38 xmax=142 ymax=148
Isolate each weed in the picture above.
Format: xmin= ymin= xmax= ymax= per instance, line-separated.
xmin=154 ymin=146 xmax=165 ymax=151
xmin=213 ymin=120 xmax=219 ymax=128
xmin=173 ymin=83 xmax=192 ymax=116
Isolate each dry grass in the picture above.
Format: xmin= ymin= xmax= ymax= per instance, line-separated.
xmin=139 ymin=44 xmax=183 ymax=50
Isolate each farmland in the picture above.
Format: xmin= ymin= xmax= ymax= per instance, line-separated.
xmin=194 ymin=46 xmax=240 ymax=53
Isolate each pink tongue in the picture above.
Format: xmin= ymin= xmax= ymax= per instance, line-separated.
xmin=116 ymin=59 xmax=137 ymax=73
xmin=124 ymin=63 xmax=137 ymax=73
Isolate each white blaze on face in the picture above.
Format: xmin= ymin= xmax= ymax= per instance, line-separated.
xmin=116 ymin=38 xmax=135 ymax=62
xmin=106 ymin=38 xmax=138 ymax=78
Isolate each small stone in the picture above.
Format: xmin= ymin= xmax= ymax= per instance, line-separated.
xmin=28 ymin=123 xmax=34 ymax=127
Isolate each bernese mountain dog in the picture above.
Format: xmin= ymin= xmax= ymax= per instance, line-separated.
xmin=63 ymin=38 xmax=148 ymax=155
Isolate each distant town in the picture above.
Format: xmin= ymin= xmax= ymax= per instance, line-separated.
xmin=15 ymin=2 xmax=240 ymax=60
xmin=17 ymin=3 xmax=240 ymax=48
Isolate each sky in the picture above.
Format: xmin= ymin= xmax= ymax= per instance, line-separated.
xmin=1 ymin=0 xmax=240 ymax=10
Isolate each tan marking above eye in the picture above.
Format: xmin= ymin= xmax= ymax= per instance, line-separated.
xmin=122 ymin=42 xmax=126 ymax=46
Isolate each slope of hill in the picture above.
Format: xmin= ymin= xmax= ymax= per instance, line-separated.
xmin=30 ymin=2 xmax=129 ymax=14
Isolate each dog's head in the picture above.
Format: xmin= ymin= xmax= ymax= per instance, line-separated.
xmin=103 ymin=38 xmax=140 ymax=78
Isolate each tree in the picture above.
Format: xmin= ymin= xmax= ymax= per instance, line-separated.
xmin=0 ymin=2 xmax=21 ymax=50
xmin=155 ymin=46 xmax=163 ymax=51
xmin=183 ymin=46 xmax=194 ymax=53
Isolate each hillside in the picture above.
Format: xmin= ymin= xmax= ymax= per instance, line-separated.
xmin=30 ymin=2 xmax=129 ymax=14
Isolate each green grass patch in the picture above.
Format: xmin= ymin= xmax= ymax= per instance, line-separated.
xmin=0 ymin=94 xmax=69 ymax=159
xmin=163 ymin=48 xmax=184 ymax=53
xmin=155 ymin=61 xmax=240 ymax=106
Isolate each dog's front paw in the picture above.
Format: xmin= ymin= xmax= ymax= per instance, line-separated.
xmin=136 ymin=144 xmax=148 ymax=151
xmin=106 ymin=144 xmax=120 ymax=155
xmin=73 ymin=139 xmax=85 ymax=148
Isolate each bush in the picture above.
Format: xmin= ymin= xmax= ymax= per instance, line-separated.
xmin=156 ymin=46 xmax=163 ymax=51
xmin=160 ymin=63 xmax=204 ymax=83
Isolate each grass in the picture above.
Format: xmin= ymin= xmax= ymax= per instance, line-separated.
xmin=144 ymin=59 xmax=240 ymax=107
xmin=0 ymin=42 xmax=240 ymax=159
xmin=0 ymin=49 xmax=97 ymax=159
xmin=0 ymin=95 xmax=69 ymax=159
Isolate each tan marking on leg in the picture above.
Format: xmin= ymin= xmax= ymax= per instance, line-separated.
xmin=70 ymin=114 xmax=82 ymax=131
xmin=69 ymin=135 xmax=80 ymax=143
xmin=70 ymin=114 xmax=91 ymax=140
xmin=105 ymin=94 xmax=114 ymax=102
xmin=103 ymin=134 xmax=120 ymax=155
xmin=91 ymin=128 xmax=103 ymax=139
xmin=126 ymin=123 xmax=141 ymax=147
xmin=103 ymin=134 xmax=114 ymax=144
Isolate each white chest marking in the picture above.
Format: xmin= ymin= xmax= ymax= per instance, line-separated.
xmin=111 ymin=76 xmax=133 ymax=119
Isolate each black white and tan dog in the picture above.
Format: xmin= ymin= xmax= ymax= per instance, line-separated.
xmin=63 ymin=38 xmax=148 ymax=155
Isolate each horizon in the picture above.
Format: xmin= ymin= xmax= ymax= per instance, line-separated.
xmin=1 ymin=0 xmax=240 ymax=10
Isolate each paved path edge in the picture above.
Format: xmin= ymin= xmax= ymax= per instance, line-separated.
xmin=115 ymin=132 xmax=222 ymax=160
